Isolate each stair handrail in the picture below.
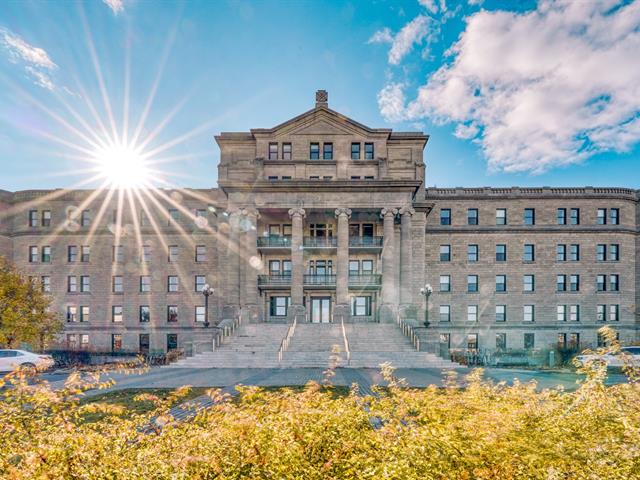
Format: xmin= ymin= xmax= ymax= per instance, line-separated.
xmin=277 ymin=315 xmax=297 ymax=363
xmin=212 ymin=312 xmax=243 ymax=352
xmin=340 ymin=316 xmax=351 ymax=365
xmin=396 ymin=313 xmax=420 ymax=351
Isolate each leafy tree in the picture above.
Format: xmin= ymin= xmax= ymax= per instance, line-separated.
xmin=0 ymin=255 xmax=62 ymax=350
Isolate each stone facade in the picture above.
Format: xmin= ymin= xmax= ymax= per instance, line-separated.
xmin=0 ymin=91 xmax=638 ymax=354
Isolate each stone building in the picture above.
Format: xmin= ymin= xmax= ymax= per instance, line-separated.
xmin=0 ymin=90 xmax=638 ymax=358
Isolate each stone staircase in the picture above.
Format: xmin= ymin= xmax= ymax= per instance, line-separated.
xmin=280 ymin=324 xmax=349 ymax=368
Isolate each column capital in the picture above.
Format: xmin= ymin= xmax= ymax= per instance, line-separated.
xmin=334 ymin=208 xmax=352 ymax=219
xmin=288 ymin=208 xmax=306 ymax=219
xmin=399 ymin=205 xmax=415 ymax=216
xmin=240 ymin=207 xmax=260 ymax=219
xmin=381 ymin=207 xmax=398 ymax=218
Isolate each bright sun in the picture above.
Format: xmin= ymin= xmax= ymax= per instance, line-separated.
xmin=94 ymin=143 xmax=150 ymax=188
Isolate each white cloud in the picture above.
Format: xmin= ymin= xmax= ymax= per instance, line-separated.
xmin=377 ymin=83 xmax=406 ymax=122
xmin=468 ymin=0 xmax=483 ymax=5
xmin=0 ymin=27 xmax=57 ymax=90
xmin=387 ymin=0 xmax=640 ymax=173
xmin=368 ymin=27 xmax=393 ymax=44
xmin=102 ymin=0 xmax=124 ymax=14
xmin=388 ymin=15 xmax=432 ymax=65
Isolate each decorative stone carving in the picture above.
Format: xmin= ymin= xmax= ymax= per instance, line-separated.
xmin=399 ymin=205 xmax=415 ymax=216
xmin=381 ymin=207 xmax=398 ymax=218
xmin=315 ymin=89 xmax=328 ymax=106
xmin=334 ymin=208 xmax=352 ymax=219
xmin=288 ymin=208 xmax=306 ymax=219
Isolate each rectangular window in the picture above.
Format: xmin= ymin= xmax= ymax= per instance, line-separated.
xmin=557 ymin=275 xmax=566 ymax=292
xmin=195 ymin=209 xmax=207 ymax=219
xmin=467 ymin=208 xmax=478 ymax=225
xmin=268 ymin=142 xmax=278 ymax=160
xmin=195 ymin=245 xmax=206 ymax=262
xmin=41 ymin=246 xmax=51 ymax=263
xmin=596 ymin=244 xmax=606 ymax=261
xmin=282 ymin=142 xmax=292 ymax=160
xmin=195 ymin=306 xmax=206 ymax=323
xmin=568 ymin=333 xmax=580 ymax=350
xmin=557 ymin=305 xmax=567 ymax=322
xmin=167 ymin=245 xmax=178 ymax=263
xmin=111 ymin=334 xmax=122 ymax=352
xmin=270 ymin=296 xmax=290 ymax=317
xmin=467 ymin=244 xmax=478 ymax=262
xmin=282 ymin=224 xmax=292 ymax=236
xmin=80 ymin=306 xmax=90 ymax=323
xmin=81 ymin=209 xmax=91 ymax=227
xmin=351 ymin=142 xmax=360 ymax=159
xmin=364 ymin=142 xmax=374 ymax=159
xmin=570 ymin=274 xmax=580 ymax=292
xmin=29 ymin=246 xmax=38 ymax=263
xmin=41 ymin=210 xmax=51 ymax=227
xmin=496 ymin=333 xmax=507 ymax=350
xmin=467 ymin=334 xmax=478 ymax=350
xmin=557 ymin=333 xmax=567 ymax=348
xmin=523 ymin=275 xmax=535 ymax=292
xmin=67 ymin=306 xmax=77 ymax=322
xmin=557 ymin=208 xmax=566 ymax=225
xmin=168 ymin=276 xmax=179 ymax=292
xmin=609 ymin=244 xmax=619 ymax=261
xmin=349 ymin=260 xmax=359 ymax=275
xmin=523 ymin=208 xmax=535 ymax=225
xmin=569 ymin=305 xmax=580 ymax=322
xmin=80 ymin=276 xmax=90 ymax=293
xmin=467 ymin=275 xmax=478 ymax=293
xmin=323 ymin=143 xmax=333 ymax=160
xmin=439 ymin=245 xmax=451 ymax=262
xmin=141 ymin=245 xmax=151 ymax=263
xmin=440 ymin=333 xmax=451 ymax=348
xmin=439 ymin=275 xmax=451 ymax=292
xmin=269 ymin=260 xmax=281 ymax=275
xmin=140 ymin=211 xmax=150 ymax=227
xmin=610 ymin=208 xmax=619 ymax=225
xmin=557 ymin=244 xmax=566 ymax=262
xmin=113 ymin=245 xmax=124 ymax=263
xmin=80 ymin=245 xmax=90 ymax=262
xmin=310 ymin=142 xmax=320 ymax=160
xmin=496 ymin=275 xmax=506 ymax=292
xmin=524 ymin=333 xmax=535 ymax=349
xmin=496 ymin=244 xmax=506 ymax=262
xmin=140 ymin=305 xmax=150 ymax=323
xmin=29 ymin=210 xmax=38 ymax=227
xmin=195 ymin=275 xmax=206 ymax=292
xmin=112 ymin=306 xmax=123 ymax=323
xmin=80 ymin=334 xmax=89 ymax=349
xmin=609 ymin=304 xmax=619 ymax=322
xmin=440 ymin=208 xmax=451 ymax=225
xmin=113 ymin=276 xmax=123 ymax=293
xmin=68 ymin=245 xmax=77 ymax=262
xmin=168 ymin=209 xmax=179 ymax=225
xmin=41 ymin=276 xmax=51 ymax=293
xmin=569 ymin=244 xmax=579 ymax=262
xmin=570 ymin=208 xmax=580 ymax=225
xmin=351 ymin=296 xmax=372 ymax=316
xmin=523 ymin=244 xmax=535 ymax=262
xmin=67 ymin=276 xmax=77 ymax=293
xmin=140 ymin=275 xmax=151 ymax=293
xmin=467 ymin=305 xmax=478 ymax=322
xmin=524 ymin=305 xmax=535 ymax=322
xmin=597 ymin=208 xmax=607 ymax=225
xmin=496 ymin=208 xmax=507 ymax=225
xmin=596 ymin=274 xmax=606 ymax=291
xmin=597 ymin=304 xmax=605 ymax=322
xmin=167 ymin=305 xmax=178 ymax=322
xmin=496 ymin=305 xmax=506 ymax=322
xmin=610 ymin=274 xmax=619 ymax=291
xmin=167 ymin=334 xmax=178 ymax=351
xmin=439 ymin=305 xmax=450 ymax=322
xmin=361 ymin=260 xmax=373 ymax=274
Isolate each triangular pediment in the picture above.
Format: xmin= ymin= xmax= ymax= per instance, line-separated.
xmin=289 ymin=119 xmax=352 ymax=136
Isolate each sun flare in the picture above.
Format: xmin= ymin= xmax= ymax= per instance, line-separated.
xmin=93 ymin=143 xmax=150 ymax=188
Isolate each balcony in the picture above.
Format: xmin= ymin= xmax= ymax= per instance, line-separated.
xmin=304 ymin=274 xmax=336 ymax=287
xmin=303 ymin=236 xmax=337 ymax=249
xmin=257 ymin=236 xmax=292 ymax=252
xmin=349 ymin=236 xmax=383 ymax=250
xmin=348 ymin=274 xmax=382 ymax=289
xmin=258 ymin=274 xmax=291 ymax=289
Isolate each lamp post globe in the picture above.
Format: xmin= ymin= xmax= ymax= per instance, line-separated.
xmin=201 ymin=284 xmax=214 ymax=328
xmin=420 ymin=283 xmax=433 ymax=327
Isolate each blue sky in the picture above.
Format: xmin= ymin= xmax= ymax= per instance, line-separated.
xmin=1 ymin=0 xmax=639 ymax=191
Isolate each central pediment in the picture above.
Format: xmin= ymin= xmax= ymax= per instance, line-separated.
xmin=289 ymin=119 xmax=352 ymax=136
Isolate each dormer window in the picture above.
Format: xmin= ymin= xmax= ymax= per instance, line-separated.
xmin=282 ymin=143 xmax=292 ymax=160
xmin=351 ymin=143 xmax=360 ymax=159
xmin=310 ymin=143 xmax=320 ymax=160
xmin=364 ymin=142 xmax=374 ymax=159
xmin=323 ymin=143 xmax=333 ymax=160
xmin=268 ymin=143 xmax=278 ymax=160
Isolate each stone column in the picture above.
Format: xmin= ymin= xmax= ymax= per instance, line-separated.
xmin=242 ymin=208 xmax=261 ymax=322
xmin=399 ymin=205 xmax=415 ymax=308
xmin=334 ymin=208 xmax=352 ymax=322
xmin=222 ymin=209 xmax=241 ymax=321
xmin=380 ymin=207 xmax=398 ymax=322
xmin=288 ymin=208 xmax=306 ymax=321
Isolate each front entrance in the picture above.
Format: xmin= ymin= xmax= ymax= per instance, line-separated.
xmin=310 ymin=297 xmax=332 ymax=323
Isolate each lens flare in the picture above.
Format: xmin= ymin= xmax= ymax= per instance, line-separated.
xmin=93 ymin=143 xmax=150 ymax=188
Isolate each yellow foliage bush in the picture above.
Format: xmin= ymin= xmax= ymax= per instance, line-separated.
xmin=1 ymin=329 xmax=639 ymax=479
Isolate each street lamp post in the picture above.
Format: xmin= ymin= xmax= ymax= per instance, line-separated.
xmin=420 ymin=283 xmax=433 ymax=327
xmin=201 ymin=284 xmax=214 ymax=328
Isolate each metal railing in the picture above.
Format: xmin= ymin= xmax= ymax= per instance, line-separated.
xmin=396 ymin=314 xmax=420 ymax=351
xmin=348 ymin=236 xmax=383 ymax=247
xmin=278 ymin=315 xmax=298 ymax=363
xmin=258 ymin=274 xmax=292 ymax=287
xmin=257 ymin=236 xmax=292 ymax=248
xmin=211 ymin=312 xmax=242 ymax=352
xmin=303 ymin=274 xmax=336 ymax=286
xmin=340 ymin=315 xmax=351 ymax=365
xmin=348 ymin=274 xmax=382 ymax=287
xmin=303 ymin=236 xmax=337 ymax=248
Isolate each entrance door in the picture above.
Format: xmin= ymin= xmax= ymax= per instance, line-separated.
xmin=310 ymin=297 xmax=332 ymax=323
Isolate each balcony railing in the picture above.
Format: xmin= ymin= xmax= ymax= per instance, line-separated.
xmin=348 ymin=274 xmax=382 ymax=287
xmin=304 ymin=274 xmax=336 ymax=286
xmin=258 ymin=274 xmax=292 ymax=287
xmin=257 ymin=236 xmax=292 ymax=248
xmin=349 ymin=236 xmax=383 ymax=247
xmin=303 ymin=237 xmax=337 ymax=248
